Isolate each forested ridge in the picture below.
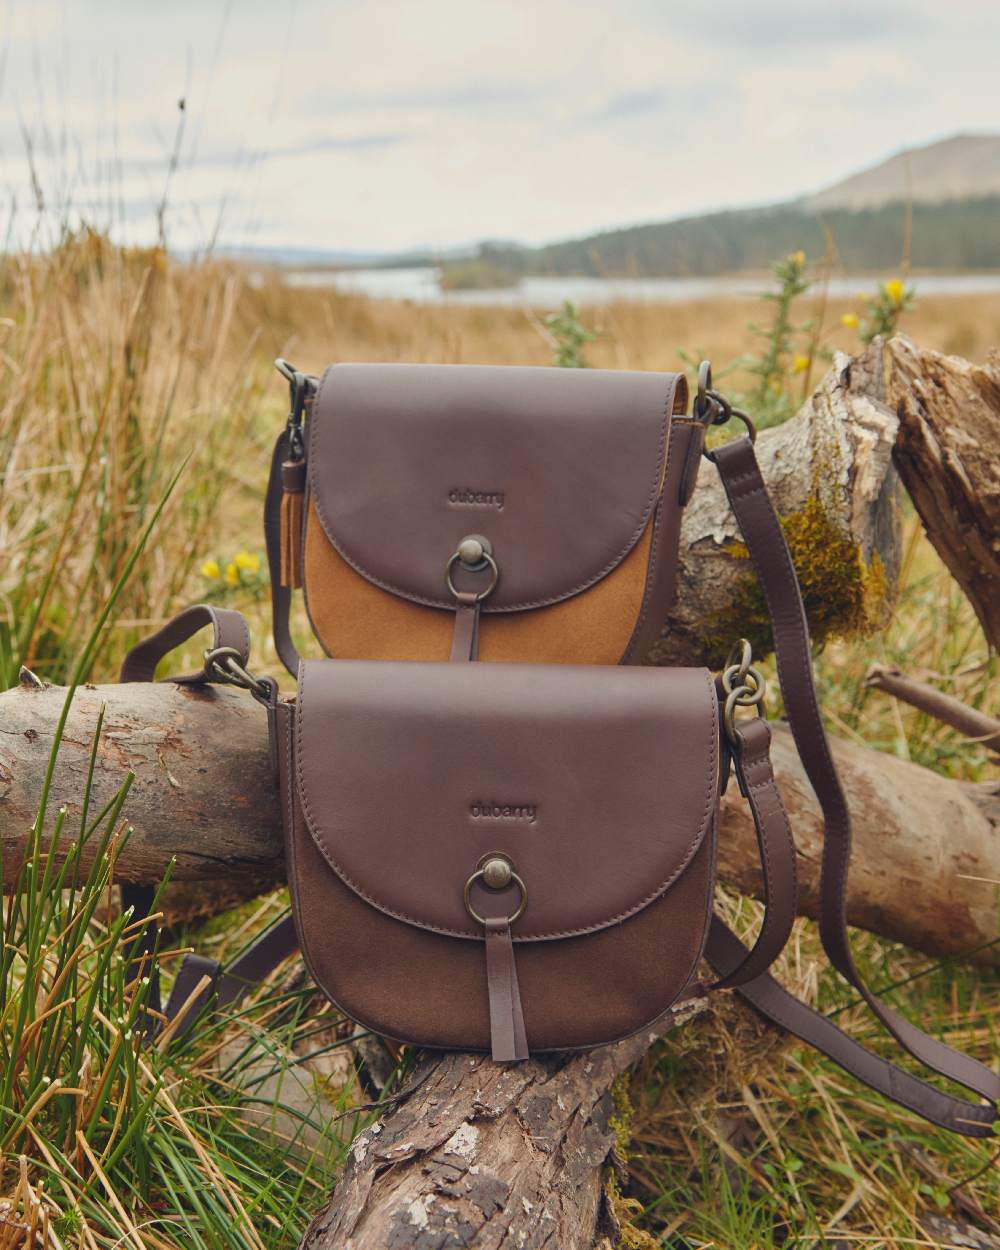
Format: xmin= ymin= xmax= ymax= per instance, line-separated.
xmin=440 ymin=195 xmax=1000 ymax=281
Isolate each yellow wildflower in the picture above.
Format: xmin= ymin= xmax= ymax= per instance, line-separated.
xmin=792 ymin=354 xmax=810 ymax=374
xmin=884 ymin=278 xmax=905 ymax=304
xmin=234 ymin=550 xmax=260 ymax=575
xmin=200 ymin=558 xmax=220 ymax=580
xmin=840 ymin=312 xmax=860 ymax=330
xmin=224 ymin=561 xmax=240 ymax=587
xmin=789 ymin=250 xmax=806 ymax=267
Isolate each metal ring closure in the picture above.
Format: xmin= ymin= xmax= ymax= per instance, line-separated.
xmin=464 ymin=856 xmax=528 ymax=927
xmin=701 ymin=397 xmax=757 ymax=462
xmin=446 ymin=547 xmax=499 ymax=603
xmin=203 ymin=646 xmax=271 ymax=698
xmin=694 ymin=361 xmax=757 ymax=460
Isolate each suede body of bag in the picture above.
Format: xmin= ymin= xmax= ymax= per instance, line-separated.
xmin=276 ymin=660 xmax=719 ymax=1056
xmin=268 ymin=363 xmax=701 ymax=671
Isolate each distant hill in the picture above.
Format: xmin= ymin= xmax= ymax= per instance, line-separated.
xmin=436 ymin=134 xmax=1000 ymax=285
xmin=806 ymin=134 xmax=1000 ymax=211
xmin=443 ymin=196 xmax=1000 ymax=283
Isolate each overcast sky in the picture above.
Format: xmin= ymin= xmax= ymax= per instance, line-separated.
xmin=2 ymin=0 xmax=998 ymax=253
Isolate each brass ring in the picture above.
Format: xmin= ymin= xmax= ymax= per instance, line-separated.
xmin=203 ymin=647 xmax=269 ymax=697
xmin=722 ymin=638 xmax=752 ymax=689
xmin=723 ymin=679 xmax=766 ymax=744
xmin=463 ymin=868 xmax=528 ymax=927
xmin=722 ymin=661 xmax=765 ymax=699
xmin=446 ymin=549 xmax=499 ymax=602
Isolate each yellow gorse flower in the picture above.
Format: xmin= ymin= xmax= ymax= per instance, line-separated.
xmin=840 ymin=312 xmax=860 ymax=330
xmin=234 ymin=550 xmax=260 ymax=574
xmin=200 ymin=558 xmax=220 ymax=580
xmin=789 ymin=250 xmax=806 ymax=267
xmin=224 ymin=561 xmax=240 ymax=587
xmin=884 ymin=278 xmax=905 ymax=304
xmin=792 ymin=354 xmax=810 ymax=374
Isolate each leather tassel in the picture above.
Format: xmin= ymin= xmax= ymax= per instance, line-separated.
xmin=449 ymin=592 xmax=481 ymax=662
xmin=484 ymin=917 xmax=528 ymax=1062
xmin=279 ymin=459 xmax=306 ymax=589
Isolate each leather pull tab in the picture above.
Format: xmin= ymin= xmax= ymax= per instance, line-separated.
xmin=279 ymin=458 xmax=306 ymax=589
xmin=450 ymin=592 xmax=481 ymax=662
xmin=484 ymin=917 xmax=528 ymax=1062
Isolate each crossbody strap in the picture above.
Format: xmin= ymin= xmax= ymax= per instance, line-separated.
xmin=711 ymin=716 xmax=798 ymax=990
xmin=265 ymin=428 xmax=302 ymax=677
xmin=118 ymin=604 xmax=292 ymax=1036
xmin=710 ymin=435 xmax=998 ymax=1136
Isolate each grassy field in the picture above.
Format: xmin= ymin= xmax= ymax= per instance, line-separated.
xmin=1 ymin=237 xmax=998 ymax=1247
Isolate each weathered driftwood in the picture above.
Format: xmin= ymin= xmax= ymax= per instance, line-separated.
xmin=652 ymin=340 xmax=901 ymax=666
xmin=299 ymin=997 xmax=708 ymax=1250
xmin=2 ymin=679 xmax=997 ymax=968
xmin=0 ymin=677 xmax=281 ymax=892
xmin=866 ymin=663 xmax=1000 ymax=758
xmin=719 ymin=723 xmax=999 ymax=965
xmin=885 ymin=336 xmax=1000 ymax=649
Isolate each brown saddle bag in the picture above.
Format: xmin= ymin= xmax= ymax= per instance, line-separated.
xmin=117 ymin=359 xmax=998 ymax=1140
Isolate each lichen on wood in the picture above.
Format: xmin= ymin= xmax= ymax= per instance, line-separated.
xmin=650 ymin=342 xmax=902 ymax=668
xmin=700 ymin=491 xmax=889 ymax=667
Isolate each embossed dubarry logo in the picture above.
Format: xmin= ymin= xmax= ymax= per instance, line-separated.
xmin=448 ymin=488 xmax=505 ymax=511
xmin=469 ymin=800 xmax=537 ymax=825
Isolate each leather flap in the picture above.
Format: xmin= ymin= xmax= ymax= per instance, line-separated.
xmin=306 ymin=364 xmax=686 ymax=612
xmin=295 ymin=660 xmax=718 ymax=941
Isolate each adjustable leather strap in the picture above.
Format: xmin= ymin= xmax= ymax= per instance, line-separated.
xmin=119 ymin=606 xmax=293 ymax=1039
xmin=119 ymin=603 xmax=250 ymax=684
xmin=710 ymin=435 xmax=999 ymax=1136
xmin=120 ymin=603 xmax=254 ymax=1023
xmin=712 ymin=717 xmax=798 ymax=990
xmin=153 ymin=915 xmax=302 ymax=1042
xmin=265 ymin=428 xmax=303 ymax=677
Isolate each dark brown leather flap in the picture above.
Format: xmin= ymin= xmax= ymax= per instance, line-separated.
xmin=306 ymin=364 xmax=686 ymax=612
xmin=295 ymin=660 xmax=718 ymax=941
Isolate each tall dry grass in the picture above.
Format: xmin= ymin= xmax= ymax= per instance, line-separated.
xmin=0 ymin=231 xmax=269 ymax=686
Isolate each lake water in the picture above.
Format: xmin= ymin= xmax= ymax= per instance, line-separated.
xmin=281 ymin=265 xmax=1000 ymax=306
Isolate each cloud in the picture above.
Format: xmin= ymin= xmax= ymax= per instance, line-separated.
xmin=0 ymin=0 xmax=998 ymax=251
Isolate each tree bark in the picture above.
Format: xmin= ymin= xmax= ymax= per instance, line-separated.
xmin=298 ymin=998 xmax=708 ymax=1250
xmin=651 ymin=340 xmax=902 ymax=666
xmin=2 ymin=680 xmax=996 ymax=968
xmin=885 ymin=336 xmax=1000 ymax=649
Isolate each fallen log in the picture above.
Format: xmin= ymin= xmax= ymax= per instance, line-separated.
xmin=299 ymin=997 xmax=709 ymax=1250
xmin=885 ymin=336 xmax=1000 ymax=649
xmin=865 ymin=663 xmax=1000 ymax=759
xmin=652 ymin=339 xmax=901 ymax=666
xmin=2 ymin=678 xmax=997 ymax=968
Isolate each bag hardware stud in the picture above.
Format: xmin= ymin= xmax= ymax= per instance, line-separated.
xmin=482 ymin=855 xmax=512 ymax=890
xmin=464 ymin=854 xmax=528 ymax=926
xmin=446 ymin=535 xmax=499 ymax=602
xmin=458 ymin=535 xmax=489 ymax=567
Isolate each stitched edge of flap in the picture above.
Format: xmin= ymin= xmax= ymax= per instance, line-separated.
xmin=294 ymin=662 xmax=718 ymax=943
xmin=305 ymin=364 xmax=684 ymax=613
